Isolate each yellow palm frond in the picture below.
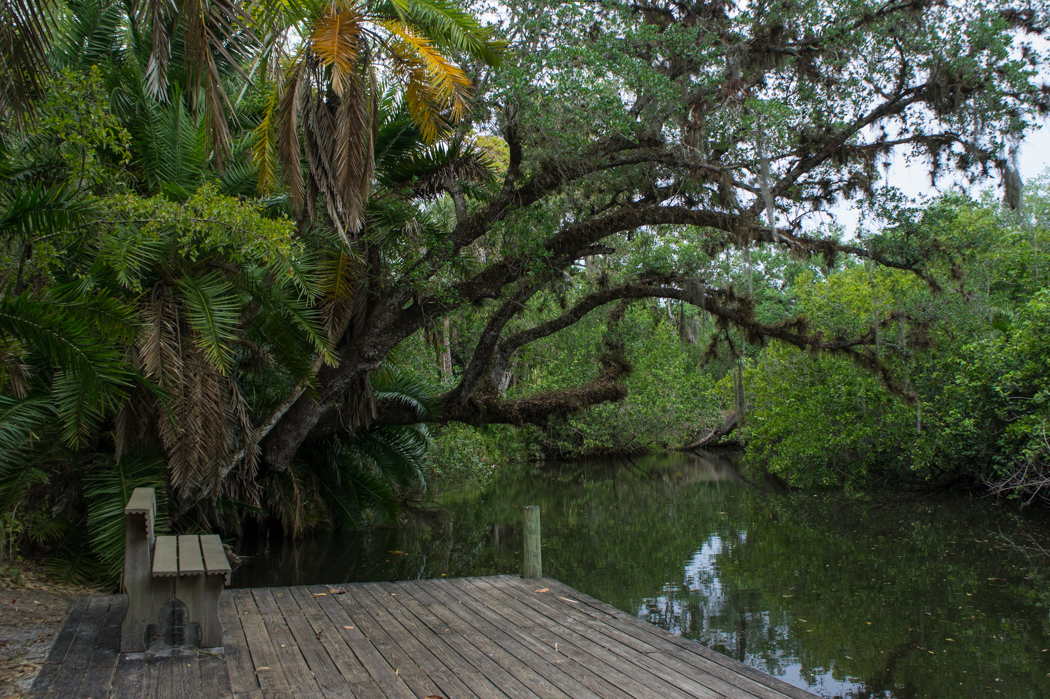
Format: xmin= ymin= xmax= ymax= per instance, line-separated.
xmin=381 ymin=20 xmax=471 ymax=131
xmin=252 ymin=83 xmax=281 ymax=195
xmin=395 ymin=53 xmax=446 ymax=142
xmin=310 ymin=7 xmax=365 ymax=96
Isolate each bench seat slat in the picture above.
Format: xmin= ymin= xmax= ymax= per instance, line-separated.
xmin=152 ymin=535 xmax=178 ymax=576
xmin=200 ymin=535 xmax=231 ymax=584
xmin=178 ymin=535 xmax=206 ymax=575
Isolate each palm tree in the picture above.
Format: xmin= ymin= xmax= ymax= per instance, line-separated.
xmin=266 ymin=366 xmax=436 ymax=537
xmin=255 ymin=0 xmax=504 ymax=242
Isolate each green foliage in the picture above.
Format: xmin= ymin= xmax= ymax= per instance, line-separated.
xmin=740 ymin=186 xmax=1050 ymax=491
xmin=522 ymin=304 xmax=717 ymax=457
xmin=83 ymin=449 xmax=168 ymax=579
xmin=268 ymin=367 xmax=438 ymax=537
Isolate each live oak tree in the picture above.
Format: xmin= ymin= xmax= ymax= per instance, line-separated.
xmin=256 ymin=0 xmax=1050 ymax=474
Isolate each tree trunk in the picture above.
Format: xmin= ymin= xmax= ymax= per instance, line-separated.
xmin=439 ymin=316 xmax=453 ymax=379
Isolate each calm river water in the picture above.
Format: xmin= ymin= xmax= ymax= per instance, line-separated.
xmin=232 ymin=452 xmax=1050 ymax=698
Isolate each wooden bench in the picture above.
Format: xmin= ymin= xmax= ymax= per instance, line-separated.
xmin=120 ymin=487 xmax=231 ymax=652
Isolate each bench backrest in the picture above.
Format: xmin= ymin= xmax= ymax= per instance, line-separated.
xmin=125 ymin=487 xmax=157 ymax=547
xmin=123 ymin=487 xmax=157 ymax=596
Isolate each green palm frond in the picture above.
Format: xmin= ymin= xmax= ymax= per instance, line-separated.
xmin=53 ymin=370 xmax=111 ymax=445
xmin=94 ymin=224 xmax=171 ymax=290
xmin=218 ymin=161 xmax=260 ymax=197
xmin=319 ymin=459 xmax=397 ymax=530
xmin=378 ymin=141 xmax=495 ymax=196
xmin=0 ymin=394 xmax=54 ymax=453
xmin=0 ymin=293 xmax=133 ymax=445
xmin=0 ymin=394 xmax=55 ymax=513
xmin=371 ymin=365 xmax=437 ymax=421
xmin=177 ymin=272 xmax=241 ymax=373
xmin=52 ymin=0 xmax=124 ymax=69
xmin=83 ymin=448 xmax=168 ymax=580
xmin=353 ymin=423 xmax=431 ymax=494
xmin=46 ymin=531 xmax=108 ymax=584
xmin=0 ymin=0 xmax=56 ymax=117
xmin=49 ymin=282 xmax=139 ymax=345
xmin=379 ymin=0 xmax=505 ymax=65
xmin=0 ymin=183 xmax=96 ymax=240
xmin=149 ymin=96 xmax=208 ymax=197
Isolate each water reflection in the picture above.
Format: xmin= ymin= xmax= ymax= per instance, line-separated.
xmin=232 ymin=452 xmax=1050 ymax=698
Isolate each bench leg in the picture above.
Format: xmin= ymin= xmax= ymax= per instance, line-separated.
xmin=199 ymin=574 xmax=226 ymax=648
xmin=178 ymin=574 xmax=225 ymax=648
xmin=120 ymin=512 xmax=154 ymax=653
xmin=148 ymin=577 xmax=176 ymax=643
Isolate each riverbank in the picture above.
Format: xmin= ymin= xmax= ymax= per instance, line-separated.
xmin=0 ymin=563 xmax=100 ymax=698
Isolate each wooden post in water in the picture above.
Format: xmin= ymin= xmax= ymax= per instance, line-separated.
xmin=522 ymin=506 xmax=542 ymax=579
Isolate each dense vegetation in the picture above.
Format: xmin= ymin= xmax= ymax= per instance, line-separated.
xmin=455 ymin=184 xmax=1050 ymax=497
xmin=1 ymin=0 xmax=1049 ymax=581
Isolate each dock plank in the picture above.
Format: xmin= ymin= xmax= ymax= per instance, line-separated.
xmin=456 ymin=576 xmax=683 ymax=699
xmin=43 ymin=596 xmax=112 ymax=699
xmin=494 ymin=577 xmax=780 ymax=699
xmin=30 ymin=595 xmax=89 ymax=697
xmin=382 ymin=581 xmax=542 ymax=699
xmin=232 ymin=589 xmax=293 ymax=694
xmin=425 ymin=577 xmax=620 ymax=699
xmin=397 ymin=579 xmax=573 ymax=699
xmin=108 ymin=654 xmax=144 ymax=699
xmin=284 ymin=587 xmax=377 ymax=689
xmin=534 ymin=578 xmax=813 ymax=699
xmin=219 ymin=591 xmax=261 ymax=695
xmin=77 ymin=596 xmax=126 ymax=699
xmin=33 ymin=575 xmax=818 ymax=699
xmin=250 ymin=588 xmax=325 ymax=699
xmin=301 ymin=585 xmax=416 ymax=699
xmin=353 ymin=582 xmax=506 ymax=699
xmin=171 ymin=650 xmax=201 ymax=696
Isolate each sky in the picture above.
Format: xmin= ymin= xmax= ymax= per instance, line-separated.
xmin=833 ymin=119 xmax=1050 ymax=235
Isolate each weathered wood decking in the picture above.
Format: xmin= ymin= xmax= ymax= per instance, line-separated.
xmin=29 ymin=576 xmax=816 ymax=698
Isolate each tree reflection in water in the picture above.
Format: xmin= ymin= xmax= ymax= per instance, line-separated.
xmin=233 ymin=452 xmax=1050 ymax=698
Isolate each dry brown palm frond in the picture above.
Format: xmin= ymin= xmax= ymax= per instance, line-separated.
xmin=265 ymin=459 xmax=318 ymax=539
xmin=166 ymin=343 xmax=231 ymax=497
xmin=225 ymin=380 xmax=260 ymax=497
xmin=141 ymin=287 xmax=183 ymax=396
xmin=277 ymin=59 xmax=308 ymax=208
xmin=340 ymin=370 xmax=376 ymax=435
xmin=0 ymin=337 xmax=31 ymax=398
xmin=309 ymin=5 xmax=365 ymax=97
xmin=137 ymin=285 xmax=249 ymax=502
xmin=0 ymin=0 xmax=55 ymax=118
xmin=114 ymin=347 xmax=160 ymax=462
xmin=277 ymin=0 xmax=485 ymax=236
xmin=136 ymin=0 xmax=255 ymax=167
xmin=336 ymin=64 xmax=376 ymax=236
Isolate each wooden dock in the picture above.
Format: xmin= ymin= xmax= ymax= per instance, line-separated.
xmin=28 ymin=575 xmax=816 ymax=698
